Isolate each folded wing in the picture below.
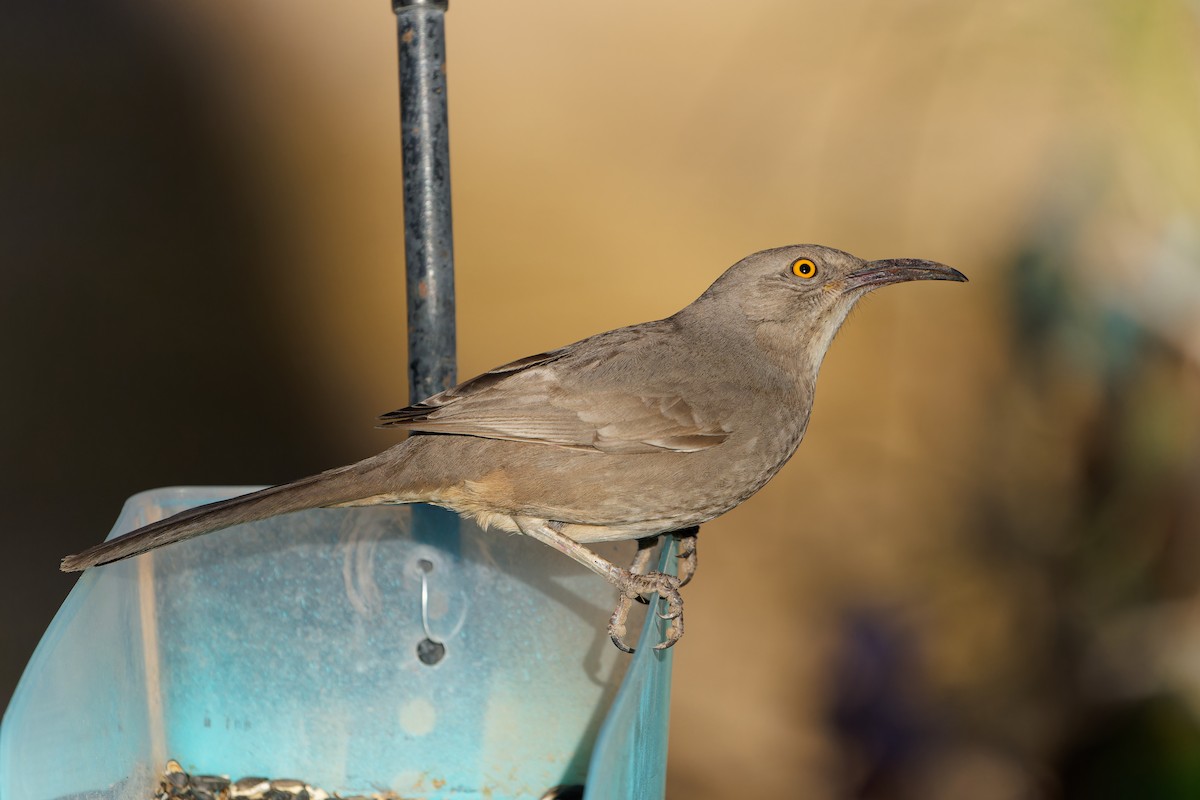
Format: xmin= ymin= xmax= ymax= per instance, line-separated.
xmin=379 ymin=348 xmax=730 ymax=454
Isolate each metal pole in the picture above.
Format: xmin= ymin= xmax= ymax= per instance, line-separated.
xmin=393 ymin=0 xmax=460 ymax=575
xmin=394 ymin=0 xmax=456 ymax=404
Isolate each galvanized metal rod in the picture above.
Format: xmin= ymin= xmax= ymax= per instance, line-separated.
xmin=394 ymin=0 xmax=456 ymax=405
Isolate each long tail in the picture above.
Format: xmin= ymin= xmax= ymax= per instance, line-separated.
xmin=60 ymin=455 xmax=399 ymax=572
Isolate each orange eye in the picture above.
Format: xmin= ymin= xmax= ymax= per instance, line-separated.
xmin=791 ymin=258 xmax=817 ymax=279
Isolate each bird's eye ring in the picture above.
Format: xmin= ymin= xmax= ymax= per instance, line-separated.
xmin=791 ymin=258 xmax=817 ymax=279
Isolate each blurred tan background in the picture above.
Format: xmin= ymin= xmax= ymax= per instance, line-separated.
xmin=4 ymin=0 xmax=1200 ymax=797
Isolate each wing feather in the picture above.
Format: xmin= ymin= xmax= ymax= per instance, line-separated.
xmin=378 ymin=344 xmax=730 ymax=453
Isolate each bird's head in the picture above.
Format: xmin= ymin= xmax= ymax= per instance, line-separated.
xmin=683 ymin=244 xmax=967 ymax=380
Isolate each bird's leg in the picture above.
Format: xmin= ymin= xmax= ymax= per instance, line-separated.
xmin=513 ymin=518 xmax=683 ymax=653
xmin=673 ymin=526 xmax=700 ymax=587
xmin=630 ymin=535 xmax=660 ymax=604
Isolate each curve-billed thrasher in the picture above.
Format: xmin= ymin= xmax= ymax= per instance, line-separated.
xmin=62 ymin=244 xmax=966 ymax=650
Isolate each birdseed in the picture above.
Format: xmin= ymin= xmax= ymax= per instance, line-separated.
xmin=154 ymin=763 xmax=403 ymax=800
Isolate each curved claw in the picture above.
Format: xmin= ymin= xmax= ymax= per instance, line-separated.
xmin=654 ymin=611 xmax=684 ymax=650
xmin=608 ymin=593 xmax=637 ymax=652
xmin=657 ymin=592 xmax=684 ymax=620
xmin=610 ymin=632 xmax=636 ymax=654
xmin=653 ymin=631 xmax=681 ymax=651
xmin=675 ymin=531 xmax=699 ymax=587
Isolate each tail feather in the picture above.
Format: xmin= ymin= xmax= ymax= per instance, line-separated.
xmin=60 ymin=460 xmax=391 ymax=572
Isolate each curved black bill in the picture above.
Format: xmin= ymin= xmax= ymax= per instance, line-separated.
xmin=845 ymin=258 xmax=968 ymax=290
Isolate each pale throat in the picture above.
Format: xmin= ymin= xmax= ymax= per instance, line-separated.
xmin=753 ymin=297 xmax=857 ymax=388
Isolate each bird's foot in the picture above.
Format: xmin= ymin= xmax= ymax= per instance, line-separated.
xmin=608 ymin=569 xmax=684 ymax=653
xmin=674 ymin=527 xmax=699 ymax=587
xmin=511 ymin=519 xmax=686 ymax=653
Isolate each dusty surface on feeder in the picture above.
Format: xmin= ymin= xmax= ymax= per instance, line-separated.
xmin=155 ymin=761 xmax=411 ymax=800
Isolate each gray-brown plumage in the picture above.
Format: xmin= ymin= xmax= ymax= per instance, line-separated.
xmin=61 ymin=244 xmax=966 ymax=650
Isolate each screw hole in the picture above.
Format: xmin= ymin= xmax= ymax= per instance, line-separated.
xmin=417 ymin=637 xmax=446 ymax=665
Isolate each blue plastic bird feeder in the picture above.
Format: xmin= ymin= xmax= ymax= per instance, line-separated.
xmin=1 ymin=490 xmax=675 ymax=799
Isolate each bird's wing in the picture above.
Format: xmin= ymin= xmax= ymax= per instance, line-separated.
xmin=378 ymin=346 xmax=730 ymax=454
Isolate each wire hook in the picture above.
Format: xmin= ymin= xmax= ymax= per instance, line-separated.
xmin=416 ymin=558 xmax=446 ymax=665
